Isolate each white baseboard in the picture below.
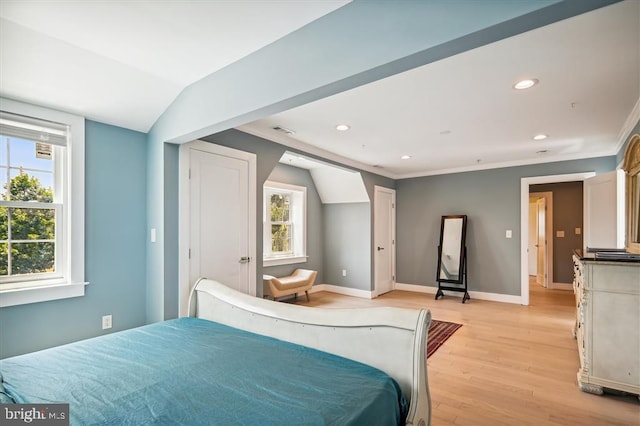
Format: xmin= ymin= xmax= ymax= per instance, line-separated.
xmin=394 ymin=282 xmax=523 ymax=305
xmin=310 ymin=284 xmax=374 ymax=299
xmin=550 ymin=282 xmax=573 ymax=291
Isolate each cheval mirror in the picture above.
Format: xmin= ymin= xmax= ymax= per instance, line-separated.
xmin=435 ymin=215 xmax=469 ymax=303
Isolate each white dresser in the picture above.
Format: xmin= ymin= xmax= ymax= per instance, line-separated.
xmin=572 ymin=252 xmax=640 ymax=397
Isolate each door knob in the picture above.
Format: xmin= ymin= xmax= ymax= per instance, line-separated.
xmin=238 ymin=257 xmax=250 ymax=264
xmin=377 ymin=246 xmax=384 ymax=251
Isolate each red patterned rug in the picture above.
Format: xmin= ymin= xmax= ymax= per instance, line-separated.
xmin=427 ymin=320 xmax=462 ymax=358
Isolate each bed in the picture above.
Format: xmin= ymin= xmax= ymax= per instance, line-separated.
xmin=0 ymin=278 xmax=431 ymax=425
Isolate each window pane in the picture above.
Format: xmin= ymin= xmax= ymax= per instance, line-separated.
xmin=0 ymin=243 xmax=7 ymax=276
xmin=269 ymin=193 xmax=290 ymax=222
xmin=271 ymin=224 xmax=291 ymax=253
xmin=8 ymin=138 xmax=54 ymax=172
xmin=0 ymin=206 xmax=6 ymax=240
xmin=8 ymin=170 xmax=53 ymax=202
xmin=10 ymin=208 xmax=55 ymax=240
xmin=0 ymin=137 xmax=6 ymax=168
xmin=11 ymin=242 xmax=55 ymax=275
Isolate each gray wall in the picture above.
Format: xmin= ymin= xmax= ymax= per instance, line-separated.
xmin=0 ymin=120 xmax=148 ymax=359
xmin=323 ymin=203 xmax=371 ymax=290
xmin=264 ymin=163 xmax=324 ymax=284
xmin=531 ymin=181 xmax=583 ymax=283
xmin=396 ymin=156 xmax=616 ymax=296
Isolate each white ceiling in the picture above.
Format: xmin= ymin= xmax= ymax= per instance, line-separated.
xmin=243 ymin=0 xmax=640 ymax=178
xmin=0 ymin=0 xmax=348 ymax=132
xmin=1 ymin=1 xmax=638 ymax=179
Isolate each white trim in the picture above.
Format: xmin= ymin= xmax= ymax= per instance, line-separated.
xmin=614 ymin=96 xmax=640 ymax=155
xmin=0 ymin=97 xmax=86 ymax=306
xmin=397 ymin=151 xmax=616 ymax=179
xmin=178 ymin=140 xmax=257 ymax=317
xmin=263 ymin=256 xmax=308 ymax=267
xmin=520 ymin=172 xmax=595 ymax=306
xmin=0 ymin=281 xmax=88 ymax=307
xmin=393 ymin=282 xmax=522 ymax=304
xmin=550 ymin=282 xmax=573 ymax=291
xmin=263 ymin=180 xmax=307 ymax=262
xmin=309 ymin=283 xmax=374 ymax=299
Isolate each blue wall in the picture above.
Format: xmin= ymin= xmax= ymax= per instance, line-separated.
xmin=0 ymin=120 xmax=148 ymax=359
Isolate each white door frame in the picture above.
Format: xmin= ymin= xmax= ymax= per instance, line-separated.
xmin=520 ymin=172 xmax=594 ymax=305
xmin=374 ymin=186 xmax=396 ymax=297
xmin=178 ymin=140 xmax=257 ymax=317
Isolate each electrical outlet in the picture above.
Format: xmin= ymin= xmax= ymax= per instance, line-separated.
xmin=102 ymin=315 xmax=112 ymax=330
xmin=342 ymin=269 xmax=347 ymax=277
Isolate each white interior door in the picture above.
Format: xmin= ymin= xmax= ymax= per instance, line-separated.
xmin=374 ymin=186 xmax=395 ymax=296
xmin=536 ymin=197 xmax=547 ymax=287
xmin=584 ymin=170 xmax=625 ymax=251
xmin=179 ymin=141 xmax=256 ymax=316
xmin=528 ymin=200 xmax=538 ymax=275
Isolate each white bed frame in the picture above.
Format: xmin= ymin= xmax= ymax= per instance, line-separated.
xmin=189 ymin=278 xmax=431 ymax=426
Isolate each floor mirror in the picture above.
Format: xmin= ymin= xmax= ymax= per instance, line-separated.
xmin=435 ymin=214 xmax=469 ymax=303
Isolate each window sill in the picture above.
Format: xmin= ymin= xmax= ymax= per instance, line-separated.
xmin=0 ymin=281 xmax=89 ymax=308
xmin=263 ymin=256 xmax=308 ymax=267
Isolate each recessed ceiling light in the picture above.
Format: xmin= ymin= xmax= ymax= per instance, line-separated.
xmin=513 ymin=78 xmax=539 ymax=90
xmin=335 ymin=124 xmax=350 ymax=131
xmin=532 ymin=134 xmax=548 ymax=141
xmin=401 ymin=155 xmax=411 ymax=160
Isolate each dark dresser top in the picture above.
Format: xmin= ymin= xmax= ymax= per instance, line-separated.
xmin=574 ymin=249 xmax=640 ymax=263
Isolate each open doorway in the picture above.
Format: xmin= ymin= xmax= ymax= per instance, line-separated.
xmin=519 ymin=172 xmax=595 ymax=305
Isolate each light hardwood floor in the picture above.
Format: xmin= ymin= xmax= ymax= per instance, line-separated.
xmin=290 ymin=283 xmax=640 ymax=425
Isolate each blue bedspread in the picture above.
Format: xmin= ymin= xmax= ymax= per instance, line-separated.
xmin=0 ymin=318 xmax=407 ymax=425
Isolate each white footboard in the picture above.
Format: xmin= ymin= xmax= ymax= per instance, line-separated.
xmin=189 ymin=278 xmax=431 ymax=426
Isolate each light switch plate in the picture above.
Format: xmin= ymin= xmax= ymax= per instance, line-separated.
xmin=575 ymin=228 xmax=581 ymax=235
xmin=557 ymin=230 xmax=565 ymax=238
xmin=506 ymin=230 xmax=512 ymax=238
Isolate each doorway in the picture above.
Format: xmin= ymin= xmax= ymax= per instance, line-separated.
xmin=178 ymin=140 xmax=257 ymax=316
xmin=519 ymin=172 xmax=595 ymax=306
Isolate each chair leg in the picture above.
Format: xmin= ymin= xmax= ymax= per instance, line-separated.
xmin=305 ymin=290 xmax=310 ymax=302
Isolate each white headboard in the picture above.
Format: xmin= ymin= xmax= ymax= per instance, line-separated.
xmin=189 ymin=278 xmax=431 ymax=426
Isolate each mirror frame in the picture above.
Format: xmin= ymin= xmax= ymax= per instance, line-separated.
xmin=623 ymin=134 xmax=640 ymax=254
xmin=436 ymin=215 xmax=467 ymax=284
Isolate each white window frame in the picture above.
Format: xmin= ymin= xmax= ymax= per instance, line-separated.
xmin=263 ymin=181 xmax=307 ymax=267
xmin=0 ymin=98 xmax=86 ymax=307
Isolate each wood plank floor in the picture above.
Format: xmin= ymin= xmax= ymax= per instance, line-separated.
xmin=290 ymin=283 xmax=640 ymax=425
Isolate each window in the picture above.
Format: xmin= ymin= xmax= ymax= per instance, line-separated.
xmin=0 ymin=99 xmax=85 ymax=307
xmin=263 ymin=181 xmax=306 ymax=266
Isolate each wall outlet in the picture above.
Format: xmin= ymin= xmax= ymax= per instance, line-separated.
xmin=342 ymin=269 xmax=347 ymax=277
xmin=102 ymin=314 xmax=112 ymax=330
xmin=557 ymin=230 xmax=565 ymax=238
